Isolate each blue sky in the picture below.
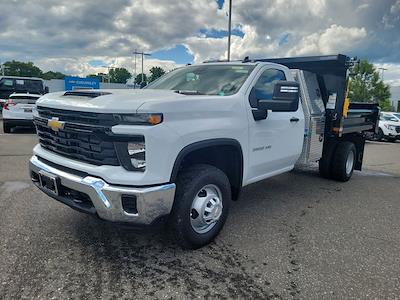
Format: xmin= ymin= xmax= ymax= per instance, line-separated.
xmin=148 ymin=45 xmax=193 ymax=65
xmin=149 ymin=27 xmax=245 ymax=65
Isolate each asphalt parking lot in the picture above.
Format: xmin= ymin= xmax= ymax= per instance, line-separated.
xmin=1 ymin=120 xmax=399 ymax=299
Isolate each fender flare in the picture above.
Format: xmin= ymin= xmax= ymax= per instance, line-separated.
xmin=169 ymin=138 xmax=244 ymax=183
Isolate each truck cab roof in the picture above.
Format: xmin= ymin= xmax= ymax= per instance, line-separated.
xmin=203 ymin=54 xmax=352 ymax=77
xmin=0 ymin=76 xmax=44 ymax=81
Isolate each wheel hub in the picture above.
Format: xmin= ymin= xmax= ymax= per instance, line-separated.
xmin=190 ymin=184 xmax=223 ymax=234
xmin=346 ymin=151 xmax=355 ymax=175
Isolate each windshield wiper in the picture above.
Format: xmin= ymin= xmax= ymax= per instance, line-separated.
xmin=174 ymin=90 xmax=205 ymax=95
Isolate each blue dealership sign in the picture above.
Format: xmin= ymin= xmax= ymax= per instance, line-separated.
xmin=64 ymin=76 xmax=99 ymax=91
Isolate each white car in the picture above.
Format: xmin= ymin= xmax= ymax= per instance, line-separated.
xmin=382 ymin=111 xmax=400 ymax=122
xmin=376 ymin=113 xmax=400 ymax=142
xmin=0 ymin=98 xmax=7 ymax=109
xmin=2 ymin=93 xmax=41 ymax=133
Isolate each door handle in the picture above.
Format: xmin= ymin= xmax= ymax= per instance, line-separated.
xmin=290 ymin=117 xmax=300 ymax=122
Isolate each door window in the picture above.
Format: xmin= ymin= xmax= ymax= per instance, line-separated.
xmin=25 ymin=80 xmax=43 ymax=92
xmin=1 ymin=79 xmax=13 ymax=87
xmin=251 ymin=69 xmax=286 ymax=108
xmin=0 ymin=79 xmax=14 ymax=91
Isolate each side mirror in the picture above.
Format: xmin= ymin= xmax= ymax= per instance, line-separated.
xmin=257 ymin=81 xmax=300 ymax=112
xmin=44 ymin=86 xmax=49 ymax=94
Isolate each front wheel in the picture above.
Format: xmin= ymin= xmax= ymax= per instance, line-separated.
xmin=3 ymin=121 xmax=12 ymax=133
xmin=170 ymin=164 xmax=231 ymax=249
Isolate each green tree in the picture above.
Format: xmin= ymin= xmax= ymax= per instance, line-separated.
xmin=88 ymin=73 xmax=107 ymax=82
xmin=42 ymin=71 xmax=66 ymax=80
xmin=3 ymin=60 xmax=43 ymax=77
xmin=135 ymin=73 xmax=147 ymax=84
xmin=149 ymin=66 xmax=165 ymax=82
xmin=109 ymin=67 xmax=131 ymax=84
xmin=349 ymin=60 xmax=391 ymax=110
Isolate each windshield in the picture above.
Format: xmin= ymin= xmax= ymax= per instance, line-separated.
xmin=0 ymin=78 xmax=44 ymax=93
xmin=10 ymin=95 xmax=40 ymax=104
xmin=381 ymin=115 xmax=398 ymax=122
xmin=147 ymin=65 xmax=255 ymax=96
xmin=393 ymin=113 xmax=400 ymax=120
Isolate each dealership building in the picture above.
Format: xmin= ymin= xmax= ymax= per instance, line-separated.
xmin=45 ymin=76 xmax=133 ymax=93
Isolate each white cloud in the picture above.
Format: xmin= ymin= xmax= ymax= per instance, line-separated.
xmin=1 ymin=0 xmax=399 ymax=85
xmin=35 ymin=56 xmax=181 ymax=78
xmin=382 ymin=0 xmax=400 ymax=29
xmin=355 ymin=3 xmax=370 ymax=12
xmin=390 ymin=0 xmax=400 ymax=14
xmin=373 ymin=62 xmax=400 ymax=104
xmin=288 ymin=25 xmax=367 ymax=56
xmin=184 ymin=24 xmax=367 ymax=63
xmin=374 ymin=63 xmax=400 ymax=87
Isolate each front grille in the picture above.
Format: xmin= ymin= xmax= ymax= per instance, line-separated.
xmin=37 ymin=106 xmax=117 ymax=126
xmin=34 ymin=109 xmax=120 ymax=166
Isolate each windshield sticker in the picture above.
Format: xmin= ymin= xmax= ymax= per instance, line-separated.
xmin=234 ymin=69 xmax=249 ymax=73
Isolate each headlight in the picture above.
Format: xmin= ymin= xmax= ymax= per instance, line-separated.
xmin=113 ymin=113 xmax=163 ymax=125
xmin=385 ymin=124 xmax=396 ymax=130
xmin=128 ymin=142 xmax=146 ymax=170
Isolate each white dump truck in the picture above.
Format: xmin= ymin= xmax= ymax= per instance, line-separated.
xmin=29 ymin=54 xmax=379 ymax=248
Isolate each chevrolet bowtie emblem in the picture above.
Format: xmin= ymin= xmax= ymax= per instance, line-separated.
xmin=47 ymin=117 xmax=65 ymax=131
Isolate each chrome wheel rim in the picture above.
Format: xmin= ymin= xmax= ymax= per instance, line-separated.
xmin=346 ymin=151 xmax=355 ymax=175
xmin=190 ymin=184 xmax=223 ymax=234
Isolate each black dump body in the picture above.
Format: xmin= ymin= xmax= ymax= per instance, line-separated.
xmin=256 ymin=54 xmax=380 ymax=137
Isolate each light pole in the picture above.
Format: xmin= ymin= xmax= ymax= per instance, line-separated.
xmin=227 ymin=0 xmax=232 ymax=61
xmin=0 ymin=63 xmax=8 ymax=76
xmin=102 ymin=66 xmax=114 ymax=83
xmin=378 ymin=67 xmax=388 ymax=80
xmin=133 ymin=49 xmax=137 ymax=87
xmin=133 ymin=50 xmax=151 ymax=85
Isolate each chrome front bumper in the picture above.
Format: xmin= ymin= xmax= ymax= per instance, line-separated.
xmin=29 ymin=155 xmax=176 ymax=225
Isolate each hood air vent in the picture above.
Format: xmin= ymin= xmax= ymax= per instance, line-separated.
xmin=63 ymin=91 xmax=111 ymax=98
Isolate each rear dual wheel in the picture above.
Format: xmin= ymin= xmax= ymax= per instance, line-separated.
xmin=319 ymin=141 xmax=356 ymax=182
xmin=331 ymin=142 xmax=356 ymax=182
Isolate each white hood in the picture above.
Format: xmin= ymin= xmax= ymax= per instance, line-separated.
xmin=380 ymin=120 xmax=400 ymax=127
xmin=36 ymin=89 xmax=187 ymax=113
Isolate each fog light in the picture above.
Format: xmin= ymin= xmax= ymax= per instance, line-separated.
xmin=128 ymin=142 xmax=146 ymax=170
xmin=121 ymin=194 xmax=138 ymax=214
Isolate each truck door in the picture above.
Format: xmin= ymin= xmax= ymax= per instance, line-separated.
xmin=245 ymin=67 xmax=304 ymax=184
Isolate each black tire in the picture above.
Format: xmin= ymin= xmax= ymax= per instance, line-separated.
xmin=3 ymin=121 xmax=12 ymax=133
xmin=319 ymin=140 xmax=337 ymax=179
xmin=386 ymin=137 xmax=397 ymax=143
xmin=375 ymin=128 xmax=384 ymax=141
xmin=170 ymin=164 xmax=231 ymax=249
xmin=331 ymin=141 xmax=356 ymax=182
